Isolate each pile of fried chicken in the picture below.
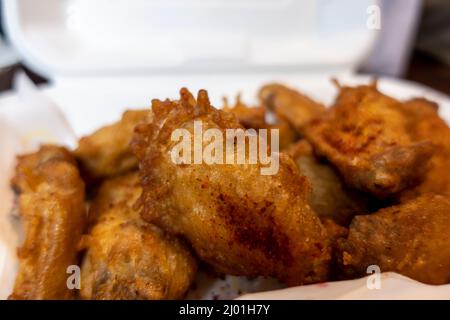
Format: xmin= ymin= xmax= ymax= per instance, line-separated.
xmin=9 ymin=81 xmax=450 ymax=299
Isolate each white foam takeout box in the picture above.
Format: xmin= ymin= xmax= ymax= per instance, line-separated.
xmin=1 ymin=0 xmax=450 ymax=299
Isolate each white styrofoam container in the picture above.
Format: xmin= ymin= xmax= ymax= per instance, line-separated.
xmin=2 ymin=0 xmax=379 ymax=80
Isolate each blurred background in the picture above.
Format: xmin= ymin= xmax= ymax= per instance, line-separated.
xmin=0 ymin=0 xmax=449 ymax=94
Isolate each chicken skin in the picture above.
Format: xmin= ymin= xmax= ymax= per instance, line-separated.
xmin=223 ymin=95 xmax=267 ymax=130
xmin=10 ymin=145 xmax=86 ymax=299
xmin=397 ymin=98 xmax=450 ymax=201
xmin=80 ymin=173 xmax=197 ymax=300
xmin=75 ymin=110 xmax=151 ymax=181
xmin=223 ymin=95 xmax=298 ymax=150
xmin=304 ymin=83 xmax=434 ymax=198
xmin=131 ymin=88 xmax=331 ymax=286
xmin=287 ymin=140 xmax=369 ymax=226
xmin=259 ymin=83 xmax=326 ymax=134
xmin=337 ymin=194 xmax=450 ymax=285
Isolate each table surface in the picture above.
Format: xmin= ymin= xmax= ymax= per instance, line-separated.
xmin=0 ymin=51 xmax=449 ymax=96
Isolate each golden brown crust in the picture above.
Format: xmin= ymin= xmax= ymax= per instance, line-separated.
xmin=337 ymin=194 xmax=450 ymax=285
xmin=223 ymin=94 xmax=299 ymax=150
xmin=86 ymin=172 xmax=141 ymax=226
xmin=223 ymin=95 xmax=267 ymax=130
xmin=80 ymin=173 xmax=197 ymax=300
xmin=11 ymin=145 xmax=76 ymax=192
xmin=259 ymin=83 xmax=326 ymax=133
xmin=304 ymin=84 xmax=434 ymax=198
xmin=287 ymin=140 xmax=370 ymax=226
xmin=322 ymin=219 xmax=348 ymax=247
xmin=10 ymin=145 xmax=86 ymax=300
xmin=131 ymin=88 xmax=331 ymax=286
xmin=75 ymin=110 xmax=151 ymax=181
xmin=397 ymin=98 xmax=450 ymax=201
xmin=269 ymin=118 xmax=299 ymax=150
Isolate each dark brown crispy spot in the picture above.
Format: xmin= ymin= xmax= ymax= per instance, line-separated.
xmin=215 ymin=193 xmax=293 ymax=266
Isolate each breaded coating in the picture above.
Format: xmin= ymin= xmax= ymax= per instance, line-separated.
xmin=398 ymin=98 xmax=450 ymax=201
xmin=80 ymin=173 xmax=197 ymax=300
xmin=10 ymin=145 xmax=86 ymax=299
xmin=304 ymin=83 xmax=434 ymax=198
xmin=86 ymin=171 xmax=141 ymax=226
xmin=273 ymin=118 xmax=299 ymax=150
xmin=322 ymin=219 xmax=348 ymax=248
xmin=75 ymin=110 xmax=151 ymax=180
xmin=131 ymin=88 xmax=331 ymax=286
xmin=287 ymin=140 xmax=369 ymax=226
xmin=223 ymin=95 xmax=267 ymax=130
xmin=322 ymin=218 xmax=349 ymax=274
xmin=223 ymin=95 xmax=298 ymax=150
xmin=259 ymin=83 xmax=326 ymax=133
xmin=337 ymin=194 xmax=450 ymax=285
xmin=276 ymin=118 xmax=299 ymax=150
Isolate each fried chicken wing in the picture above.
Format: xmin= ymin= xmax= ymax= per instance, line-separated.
xmin=273 ymin=118 xmax=299 ymax=150
xmin=223 ymin=95 xmax=267 ymax=130
xmin=398 ymin=98 xmax=450 ymax=201
xmin=304 ymin=83 xmax=434 ymax=198
xmin=259 ymin=83 xmax=326 ymax=133
xmin=287 ymin=140 xmax=369 ymax=226
xmin=223 ymin=95 xmax=298 ymax=150
xmin=75 ymin=110 xmax=151 ymax=181
xmin=337 ymin=194 xmax=450 ymax=285
xmin=131 ymin=88 xmax=331 ymax=286
xmin=80 ymin=173 xmax=197 ymax=300
xmin=10 ymin=145 xmax=86 ymax=299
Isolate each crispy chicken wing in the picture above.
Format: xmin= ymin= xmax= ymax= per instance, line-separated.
xmin=10 ymin=145 xmax=86 ymax=299
xmin=223 ymin=95 xmax=298 ymax=150
xmin=223 ymin=95 xmax=267 ymax=130
xmin=304 ymin=83 xmax=434 ymax=198
xmin=287 ymin=140 xmax=369 ymax=226
xmin=80 ymin=173 xmax=197 ymax=300
xmin=259 ymin=83 xmax=326 ymax=134
xmin=397 ymin=98 xmax=450 ymax=201
xmin=337 ymin=194 xmax=450 ymax=285
xmin=273 ymin=117 xmax=299 ymax=150
xmin=131 ymin=88 xmax=331 ymax=286
xmin=75 ymin=110 xmax=151 ymax=181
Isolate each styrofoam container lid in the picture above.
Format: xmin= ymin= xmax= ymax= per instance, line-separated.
xmin=3 ymin=0 xmax=378 ymax=79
